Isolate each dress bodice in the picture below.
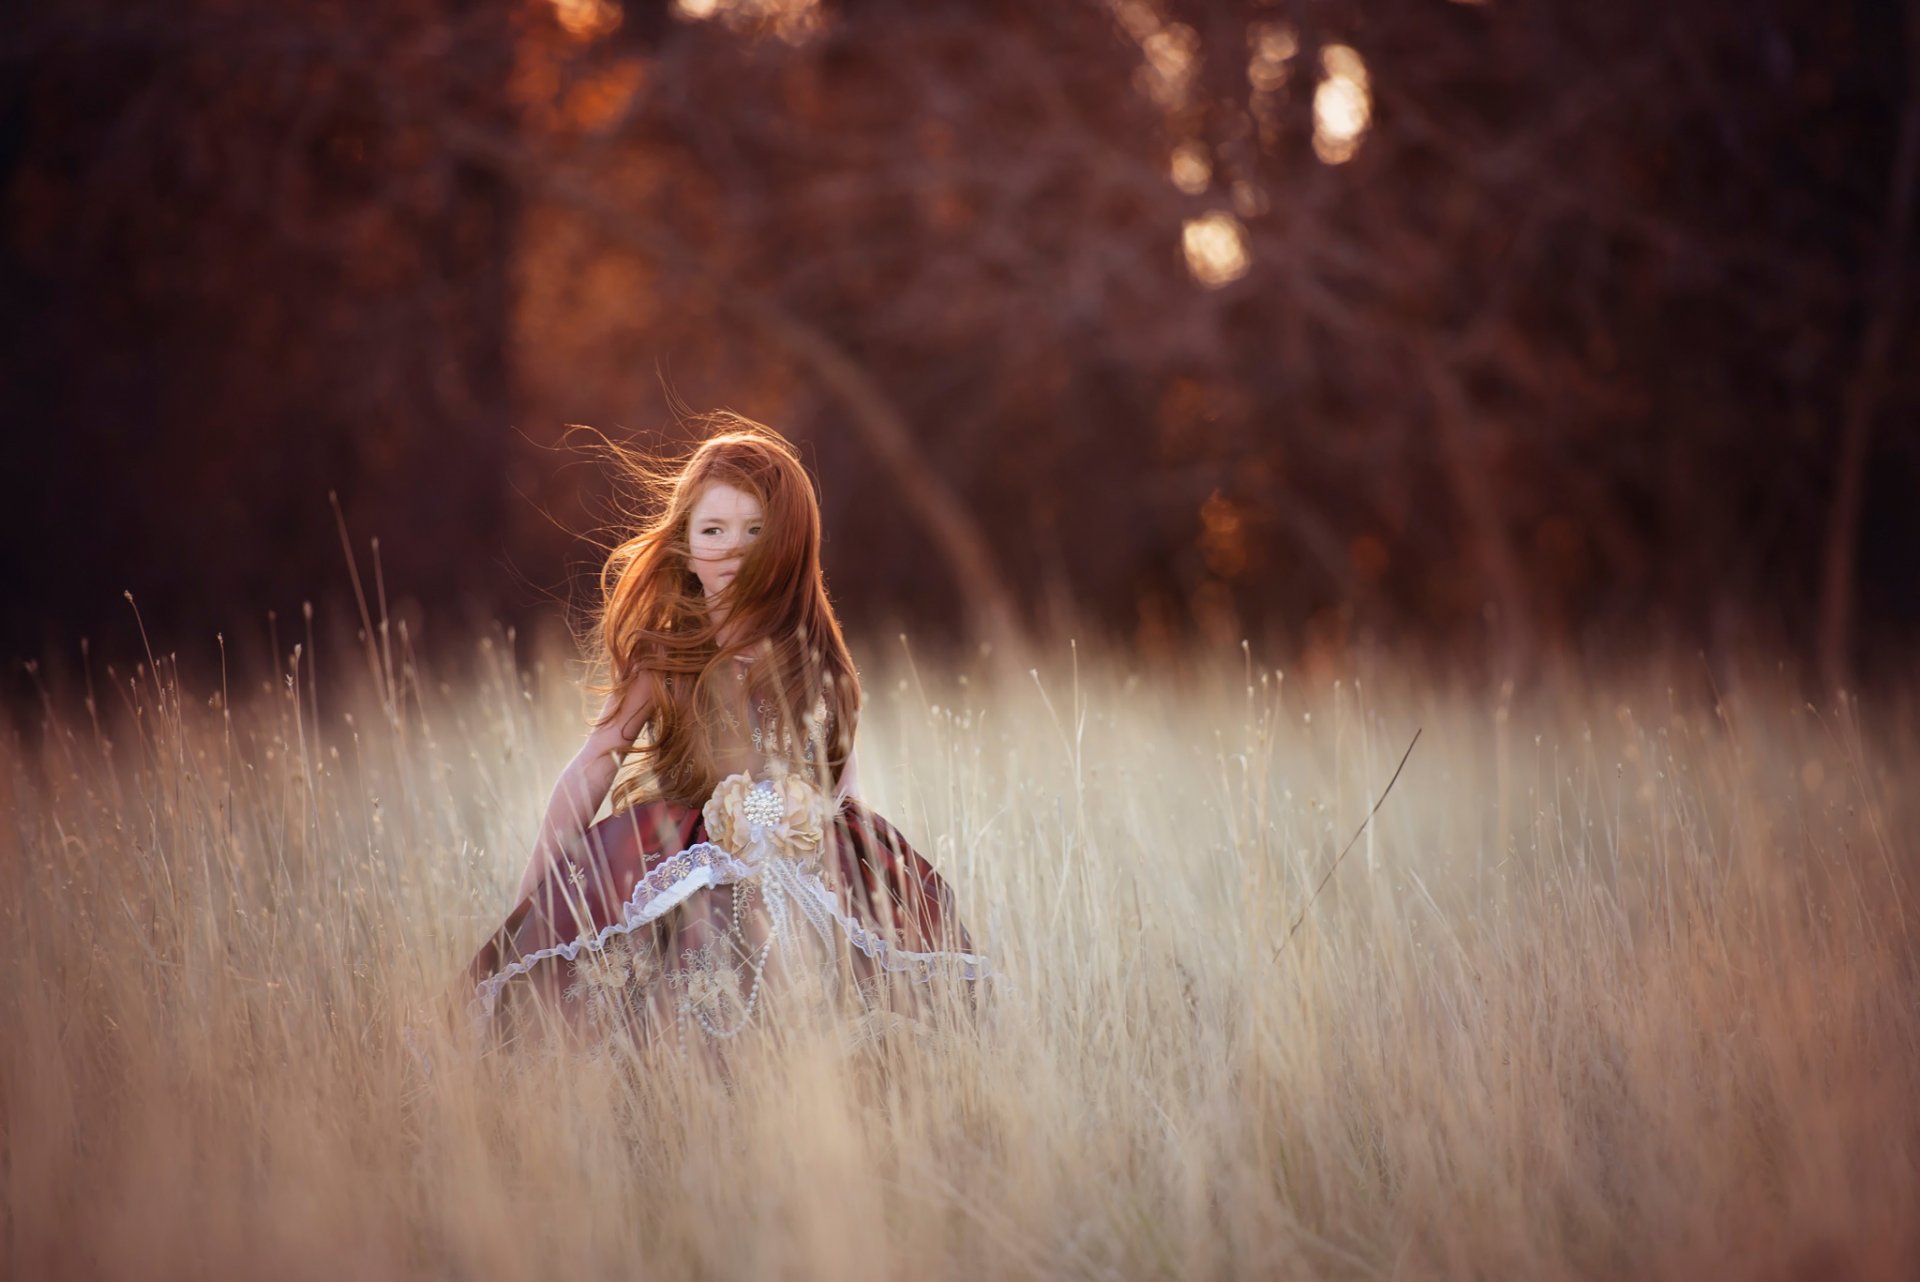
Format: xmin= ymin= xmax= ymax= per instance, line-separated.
xmin=707 ymin=654 xmax=835 ymax=785
xmin=606 ymin=655 xmax=841 ymax=816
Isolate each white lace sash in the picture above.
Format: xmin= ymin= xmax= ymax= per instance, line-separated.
xmin=469 ymin=835 xmax=992 ymax=1027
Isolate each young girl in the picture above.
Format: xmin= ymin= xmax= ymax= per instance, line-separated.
xmin=466 ymin=417 xmax=989 ymax=1053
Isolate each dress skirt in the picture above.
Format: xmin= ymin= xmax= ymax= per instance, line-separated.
xmin=466 ymin=783 xmax=990 ymax=1056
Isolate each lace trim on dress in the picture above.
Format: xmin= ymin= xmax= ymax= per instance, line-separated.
xmin=469 ymin=832 xmax=992 ymax=1028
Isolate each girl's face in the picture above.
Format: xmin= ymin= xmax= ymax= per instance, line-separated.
xmin=686 ymin=481 xmax=764 ymax=606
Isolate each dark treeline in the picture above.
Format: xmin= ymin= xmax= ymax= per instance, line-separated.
xmin=3 ymin=0 xmax=1916 ymax=694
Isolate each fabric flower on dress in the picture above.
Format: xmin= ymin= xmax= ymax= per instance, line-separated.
xmin=702 ymin=768 xmax=829 ymax=859
xmin=701 ymin=772 xmax=758 ymax=852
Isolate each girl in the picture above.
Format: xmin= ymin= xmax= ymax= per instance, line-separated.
xmin=466 ymin=416 xmax=989 ymax=1054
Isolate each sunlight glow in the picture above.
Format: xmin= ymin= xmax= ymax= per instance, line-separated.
xmin=551 ymin=0 xmax=622 ymax=40
xmin=1312 ymin=44 xmax=1372 ymax=165
xmin=1170 ymin=141 xmax=1212 ymax=195
xmin=1182 ymin=211 xmax=1251 ymax=288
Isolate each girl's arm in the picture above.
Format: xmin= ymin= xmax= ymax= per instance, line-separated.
xmin=510 ymin=676 xmax=655 ymax=904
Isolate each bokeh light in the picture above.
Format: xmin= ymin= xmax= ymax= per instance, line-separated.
xmin=1182 ymin=211 xmax=1252 ymax=288
xmin=1140 ymin=22 xmax=1201 ymax=108
xmin=1313 ymin=43 xmax=1372 ymax=164
xmin=1170 ymin=140 xmax=1212 ymax=195
xmin=550 ymin=0 xmax=622 ymax=40
xmin=1247 ymin=21 xmax=1297 ymax=95
xmin=672 ymin=0 xmax=823 ymax=43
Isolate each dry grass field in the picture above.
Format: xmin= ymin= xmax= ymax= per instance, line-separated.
xmin=4 ymin=629 xmax=1917 ymax=1281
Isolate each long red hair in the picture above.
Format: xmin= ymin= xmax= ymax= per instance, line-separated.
xmin=586 ymin=413 xmax=860 ymax=807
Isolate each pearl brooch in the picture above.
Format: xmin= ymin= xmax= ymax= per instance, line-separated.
xmin=742 ymin=780 xmax=784 ymax=827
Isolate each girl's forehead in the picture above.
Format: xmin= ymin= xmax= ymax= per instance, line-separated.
xmin=689 ymin=480 xmax=763 ymax=518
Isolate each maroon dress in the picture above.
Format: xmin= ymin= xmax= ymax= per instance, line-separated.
xmin=466 ymin=658 xmax=989 ymax=1057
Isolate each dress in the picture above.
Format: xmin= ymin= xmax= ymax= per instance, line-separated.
xmin=466 ymin=655 xmax=990 ymax=1057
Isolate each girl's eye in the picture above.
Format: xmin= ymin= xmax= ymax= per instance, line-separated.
xmin=748 ymin=526 xmax=762 ymax=536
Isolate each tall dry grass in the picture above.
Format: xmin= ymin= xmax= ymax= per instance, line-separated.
xmin=3 ymin=628 xmax=1917 ymax=1280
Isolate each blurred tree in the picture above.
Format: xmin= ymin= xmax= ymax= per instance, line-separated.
xmin=3 ymin=0 xmax=1916 ymax=686
xmin=2 ymin=0 xmax=519 ymax=663
xmin=497 ymin=0 xmax=1920 ymax=679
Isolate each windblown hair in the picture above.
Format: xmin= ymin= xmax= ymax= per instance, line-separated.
xmin=585 ymin=413 xmax=860 ymax=808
